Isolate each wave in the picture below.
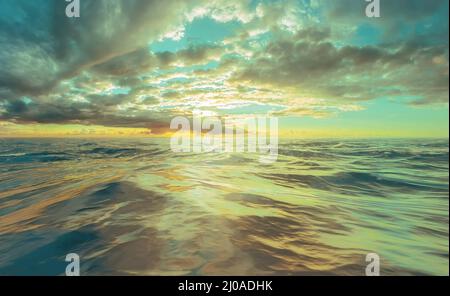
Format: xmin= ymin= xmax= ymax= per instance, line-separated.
xmin=0 ymin=138 xmax=448 ymax=275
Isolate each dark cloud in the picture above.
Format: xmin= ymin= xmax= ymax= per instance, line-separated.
xmin=1 ymin=97 xmax=174 ymax=130
xmin=91 ymin=49 xmax=158 ymax=77
xmin=0 ymin=0 xmax=200 ymax=96
xmin=0 ymin=0 xmax=216 ymax=129
xmin=231 ymin=28 xmax=449 ymax=103
xmin=92 ymin=44 xmax=222 ymax=76
xmin=2 ymin=100 xmax=95 ymax=124
xmin=86 ymin=94 xmax=130 ymax=107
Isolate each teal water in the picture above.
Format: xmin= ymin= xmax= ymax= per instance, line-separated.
xmin=0 ymin=138 xmax=448 ymax=275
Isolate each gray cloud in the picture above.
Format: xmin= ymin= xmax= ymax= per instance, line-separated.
xmin=231 ymin=28 xmax=449 ymax=104
xmin=92 ymin=44 xmax=222 ymax=76
xmin=0 ymin=0 xmax=200 ymax=96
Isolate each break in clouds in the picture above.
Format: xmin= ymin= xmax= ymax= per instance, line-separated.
xmin=0 ymin=0 xmax=448 ymax=133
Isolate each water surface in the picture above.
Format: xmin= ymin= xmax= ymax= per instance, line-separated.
xmin=0 ymin=138 xmax=448 ymax=275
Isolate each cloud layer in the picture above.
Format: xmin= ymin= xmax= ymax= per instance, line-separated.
xmin=0 ymin=0 xmax=448 ymax=134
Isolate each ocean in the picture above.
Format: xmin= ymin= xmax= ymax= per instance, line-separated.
xmin=0 ymin=138 xmax=448 ymax=275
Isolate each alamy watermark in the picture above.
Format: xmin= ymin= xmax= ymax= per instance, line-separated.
xmin=170 ymin=112 xmax=279 ymax=164
xmin=65 ymin=0 xmax=80 ymax=18
xmin=65 ymin=253 xmax=80 ymax=276
xmin=365 ymin=253 xmax=380 ymax=276
xmin=365 ymin=0 xmax=381 ymax=18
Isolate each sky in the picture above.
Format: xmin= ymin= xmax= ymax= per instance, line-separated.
xmin=0 ymin=0 xmax=448 ymax=138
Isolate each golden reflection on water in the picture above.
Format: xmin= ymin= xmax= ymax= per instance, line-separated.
xmin=0 ymin=138 xmax=448 ymax=275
